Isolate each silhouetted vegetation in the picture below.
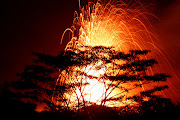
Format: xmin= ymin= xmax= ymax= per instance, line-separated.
xmin=2 ymin=46 xmax=179 ymax=119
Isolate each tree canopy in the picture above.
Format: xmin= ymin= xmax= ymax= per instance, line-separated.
xmin=11 ymin=46 xmax=170 ymax=112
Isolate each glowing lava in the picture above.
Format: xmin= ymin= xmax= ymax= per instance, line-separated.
xmin=74 ymin=60 xmax=106 ymax=104
xmin=62 ymin=1 xmax=157 ymax=52
xmin=57 ymin=0 xmax=170 ymax=109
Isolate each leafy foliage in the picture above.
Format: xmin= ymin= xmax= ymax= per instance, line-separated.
xmin=11 ymin=46 xmax=170 ymax=113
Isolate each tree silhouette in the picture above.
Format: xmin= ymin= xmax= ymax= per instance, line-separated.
xmin=12 ymin=45 xmax=170 ymax=112
xmin=9 ymin=45 xmax=177 ymax=120
xmin=52 ymin=46 xmax=170 ymax=109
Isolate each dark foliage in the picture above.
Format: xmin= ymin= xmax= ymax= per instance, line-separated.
xmin=1 ymin=86 xmax=179 ymax=120
xmin=3 ymin=45 xmax=177 ymax=119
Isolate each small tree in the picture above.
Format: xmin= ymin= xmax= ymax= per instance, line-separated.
xmin=13 ymin=53 xmax=74 ymax=111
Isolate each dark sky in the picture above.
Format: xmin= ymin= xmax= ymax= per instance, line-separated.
xmin=1 ymin=0 xmax=79 ymax=84
xmin=1 ymin=0 xmax=180 ymax=101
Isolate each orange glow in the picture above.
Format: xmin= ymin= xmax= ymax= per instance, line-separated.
xmin=62 ymin=1 xmax=158 ymax=52
xmin=57 ymin=1 xmax=176 ymax=109
xmin=59 ymin=1 xmax=154 ymax=108
xmin=75 ymin=61 xmax=106 ymax=103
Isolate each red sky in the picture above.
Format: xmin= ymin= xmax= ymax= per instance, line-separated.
xmin=1 ymin=0 xmax=180 ymax=102
xmin=156 ymin=0 xmax=180 ymax=102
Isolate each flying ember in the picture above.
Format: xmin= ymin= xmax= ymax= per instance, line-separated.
xmin=54 ymin=0 xmax=169 ymax=110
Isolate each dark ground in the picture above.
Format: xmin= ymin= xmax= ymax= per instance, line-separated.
xmin=1 ymin=83 xmax=179 ymax=120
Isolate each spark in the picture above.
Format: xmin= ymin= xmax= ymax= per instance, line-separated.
xmin=55 ymin=0 xmax=176 ymax=109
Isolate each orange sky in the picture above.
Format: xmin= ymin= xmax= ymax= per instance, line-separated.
xmin=1 ymin=0 xmax=179 ymax=103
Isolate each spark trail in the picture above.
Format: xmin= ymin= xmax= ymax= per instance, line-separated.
xmin=54 ymin=0 xmax=176 ymax=109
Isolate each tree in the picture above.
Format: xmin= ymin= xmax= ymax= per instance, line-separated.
xmin=54 ymin=46 xmax=170 ymax=109
xmin=11 ymin=45 xmax=170 ymax=115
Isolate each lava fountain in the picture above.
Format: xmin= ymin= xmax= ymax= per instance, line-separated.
xmin=53 ymin=0 xmax=174 ymax=110
xmin=62 ymin=0 xmax=158 ymax=52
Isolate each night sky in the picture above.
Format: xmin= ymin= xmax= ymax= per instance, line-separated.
xmin=1 ymin=0 xmax=180 ymax=102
